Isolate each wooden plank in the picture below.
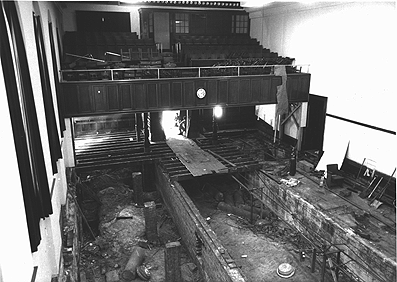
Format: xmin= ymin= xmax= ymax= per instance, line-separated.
xmin=166 ymin=136 xmax=227 ymax=177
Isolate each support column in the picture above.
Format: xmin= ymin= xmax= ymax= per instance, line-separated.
xmin=165 ymin=241 xmax=182 ymax=282
xmin=143 ymin=112 xmax=150 ymax=152
xmin=212 ymin=113 xmax=218 ymax=145
xmin=132 ymin=172 xmax=143 ymax=206
xmin=135 ymin=113 xmax=142 ymax=142
xmin=143 ymin=201 xmax=158 ymax=242
xmin=64 ymin=118 xmax=75 ymax=167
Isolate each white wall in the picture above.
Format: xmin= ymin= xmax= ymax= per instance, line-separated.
xmin=249 ymin=2 xmax=396 ymax=174
xmin=61 ymin=2 xmax=140 ymax=35
xmin=0 ymin=2 xmax=68 ymax=281
xmin=0 ymin=59 xmax=34 ymax=282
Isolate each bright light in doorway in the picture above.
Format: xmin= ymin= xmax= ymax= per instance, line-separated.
xmin=214 ymin=106 xmax=223 ymax=119
xmin=162 ymin=110 xmax=180 ymax=138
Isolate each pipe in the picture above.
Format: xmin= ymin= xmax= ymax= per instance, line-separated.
xmin=65 ymin=52 xmax=105 ymax=63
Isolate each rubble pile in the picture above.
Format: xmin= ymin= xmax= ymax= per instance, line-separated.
xmin=78 ymin=168 xmax=201 ymax=282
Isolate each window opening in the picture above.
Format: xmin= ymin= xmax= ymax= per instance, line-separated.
xmin=0 ymin=1 xmax=53 ymax=253
xmin=175 ymin=13 xmax=189 ymax=34
xmin=232 ymin=14 xmax=248 ymax=34
xmin=33 ymin=13 xmax=62 ymax=174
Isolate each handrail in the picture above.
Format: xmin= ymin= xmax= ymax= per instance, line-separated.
xmin=60 ymin=64 xmax=310 ymax=82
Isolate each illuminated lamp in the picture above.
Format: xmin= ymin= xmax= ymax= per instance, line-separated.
xmin=214 ymin=106 xmax=223 ymax=119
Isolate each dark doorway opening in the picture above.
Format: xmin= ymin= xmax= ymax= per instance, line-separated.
xmin=301 ymin=94 xmax=327 ymax=151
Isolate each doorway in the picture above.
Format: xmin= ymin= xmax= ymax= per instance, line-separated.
xmin=301 ymin=94 xmax=327 ymax=151
xmin=162 ymin=110 xmax=182 ymax=138
xmin=154 ymin=12 xmax=170 ymax=50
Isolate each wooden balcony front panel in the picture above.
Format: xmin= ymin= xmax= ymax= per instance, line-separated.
xmin=60 ymin=74 xmax=310 ymax=117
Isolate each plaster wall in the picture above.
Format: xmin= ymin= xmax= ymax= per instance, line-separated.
xmin=61 ymin=2 xmax=140 ymax=36
xmin=0 ymin=56 xmax=34 ymax=282
xmin=0 ymin=2 xmax=68 ymax=281
xmin=249 ymin=2 xmax=396 ymax=173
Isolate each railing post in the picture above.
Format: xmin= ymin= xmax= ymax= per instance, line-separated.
xmin=198 ymin=67 xmax=201 ymax=77
xmin=238 ymin=66 xmax=240 ymax=76
xmin=158 ymin=68 xmax=160 ymax=79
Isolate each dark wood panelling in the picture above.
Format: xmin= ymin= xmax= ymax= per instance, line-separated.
xmin=107 ymin=85 xmax=119 ymax=111
xmin=239 ymin=79 xmax=251 ymax=103
xmin=171 ymin=82 xmax=183 ymax=106
xmin=134 ymin=84 xmax=146 ymax=109
xmin=287 ymin=74 xmax=311 ymax=103
xmin=92 ymin=85 xmax=107 ymax=112
xmin=61 ymin=74 xmax=309 ymax=117
xmin=62 ymin=84 xmax=78 ymax=115
xmin=228 ymin=79 xmax=239 ymax=104
xmin=159 ymin=82 xmax=171 ymax=108
xmin=147 ymin=83 xmax=158 ymax=108
xmin=77 ymin=85 xmax=92 ymax=113
xmin=120 ymin=84 xmax=132 ymax=109
xmin=218 ymin=80 xmax=228 ymax=104
xmin=251 ymin=78 xmax=261 ymax=102
xmin=207 ymin=80 xmax=218 ymax=105
xmin=184 ymin=81 xmax=195 ymax=107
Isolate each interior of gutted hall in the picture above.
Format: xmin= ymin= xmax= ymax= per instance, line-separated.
xmin=1 ymin=1 xmax=395 ymax=282
xmin=59 ymin=2 xmax=395 ymax=282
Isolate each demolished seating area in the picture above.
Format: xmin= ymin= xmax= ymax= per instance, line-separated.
xmin=63 ymin=31 xmax=158 ymax=64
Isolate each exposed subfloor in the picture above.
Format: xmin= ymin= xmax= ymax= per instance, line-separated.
xmin=182 ymin=177 xmax=320 ymax=282
xmin=78 ymin=168 xmax=202 ymax=282
xmin=75 ymin=129 xmax=396 ymax=282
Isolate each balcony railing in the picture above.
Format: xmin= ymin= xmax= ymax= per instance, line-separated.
xmin=60 ymin=64 xmax=310 ymax=82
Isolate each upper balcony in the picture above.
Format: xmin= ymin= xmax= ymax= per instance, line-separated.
xmin=59 ymin=64 xmax=311 ymax=117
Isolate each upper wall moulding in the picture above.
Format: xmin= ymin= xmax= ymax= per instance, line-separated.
xmin=119 ymin=1 xmax=244 ymax=9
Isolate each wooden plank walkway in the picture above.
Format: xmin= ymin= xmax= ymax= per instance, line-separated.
xmin=166 ymin=136 xmax=228 ymax=177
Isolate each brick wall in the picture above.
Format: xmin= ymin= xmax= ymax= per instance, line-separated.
xmin=247 ymin=172 xmax=396 ymax=282
xmin=155 ymin=165 xmax=246 ymax=282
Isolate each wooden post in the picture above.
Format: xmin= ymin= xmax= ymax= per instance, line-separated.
xmin=279 ymin=113 xmax=285 ymax=141
xmin=143 ymin=112 xmax=150 ymax=152
xmin=212 ymin=113 xmax=218 ymax=145
xmin=273 ymin=114 xmax=278 ymax=143
xmin=135 ymin=113 xmax=141 ymax=142
xmin=143 ymin=201 xmax=158 ymax=242
xmin=165 ymin=242 xmax=182 ymax=282
xmin=321 ymin=245 xmax=327 ymax=282
xmin=132 ymin=172 xmax=143 ymax=206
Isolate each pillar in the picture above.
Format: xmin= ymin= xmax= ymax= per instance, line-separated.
xmin=143 ymin=201 xmax=158 ymax=242
xmin=132 ymin=172 xmax=143 ymax=206
xmin=165 ymin=241 xmax=182 ymax=282
xmin=135 ymin=113 xmax=142 ymax=142
xmin=143 ymin=112 xmax=150 ymax=152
